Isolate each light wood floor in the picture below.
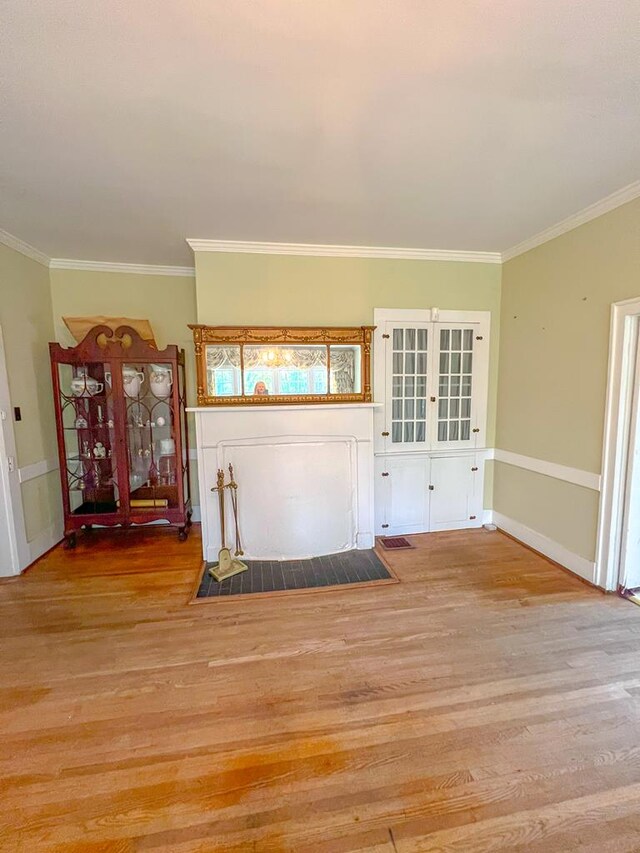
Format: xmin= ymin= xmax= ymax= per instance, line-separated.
xmin=2 ymin=527 xmax=640 ymax=852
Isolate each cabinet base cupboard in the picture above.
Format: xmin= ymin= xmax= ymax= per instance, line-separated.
xmin=50 ymin=325 xmax=192 ymax=548
xmin=374 ymin=452 xmax=483 ymax=536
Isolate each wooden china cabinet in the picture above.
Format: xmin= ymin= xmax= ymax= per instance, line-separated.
xmin=50 ymin=325 xmax=192 ymax=548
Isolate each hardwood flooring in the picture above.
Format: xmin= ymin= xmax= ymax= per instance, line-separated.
xmin=2 ymin=526 xmax=640 ymax=851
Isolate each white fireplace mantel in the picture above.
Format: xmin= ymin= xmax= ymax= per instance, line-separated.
xmin=188 ymin=403 xmax=379 ymax=562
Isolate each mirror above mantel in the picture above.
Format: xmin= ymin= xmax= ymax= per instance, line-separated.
xmin=189 ymin=325 xmax=374 ymax=406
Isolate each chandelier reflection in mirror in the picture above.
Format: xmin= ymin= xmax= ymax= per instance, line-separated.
xmin=189 ymin=325 xmax=374 ymax=406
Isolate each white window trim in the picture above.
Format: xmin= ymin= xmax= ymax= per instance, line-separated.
xmin=373 ymin=308 xmax=491 ymax=455
xmin=595 ymin=296 xmax=640 ymax=590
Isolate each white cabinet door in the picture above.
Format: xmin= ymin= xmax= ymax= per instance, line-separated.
xmin=431 ymin=324 xmax=483 ymax=451
xmin=429 ymin=455 xmax=477 ymax=531
xmin=384 ymin=322 xmax=431 ymax=453
xmin=376 ymin=455 xmax=430 ymax=536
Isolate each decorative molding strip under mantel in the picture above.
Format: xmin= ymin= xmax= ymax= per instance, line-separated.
xmin=493 ymin=448 xmax=601 ymax=492
xmin=502 ymin=180 xmax=640 ymax=262
xmin=186 ymin=239 xmax=502 ymax=264
xmin=0 ymin=228 xmax=50 ymax=267
xmin=49 ymin=259 xmax=195 ymax=277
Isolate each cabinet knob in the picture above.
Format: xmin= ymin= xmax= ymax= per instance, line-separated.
xmin=382 ymin=431 xmax=389 ymax=437
xmin=430 ymin=396 xmax=436 ymax=402
xmin=428 ymin=485 xmax=435 ymax=491
xmin=472 ymin=428 xmax=480 ymax=433
xmin=381 ymin=472 xmax=389 ymax=477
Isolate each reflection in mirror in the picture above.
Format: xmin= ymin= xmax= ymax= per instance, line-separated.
xmin=206 ymin=345 xmax=242 ymax=397
xmin=244 ymin=345 xmax=327 ymax=396
xmin=329 ymin=345 xmax=361 ymax=394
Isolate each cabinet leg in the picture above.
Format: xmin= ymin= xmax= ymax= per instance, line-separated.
xmin=64 ymin=532 xmax=77 ymax=550
xmin=186 ymin=511 xmax=193 ymax=530
xmin=178 ymin=525 xmax=188 ymax=542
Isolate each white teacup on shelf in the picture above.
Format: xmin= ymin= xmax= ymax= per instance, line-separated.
xmin=70 ymin=367 xmax=103 ymax=397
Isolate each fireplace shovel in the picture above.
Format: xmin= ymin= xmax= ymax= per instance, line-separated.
xmin=209 ymin=468 xmax=248 ymax=582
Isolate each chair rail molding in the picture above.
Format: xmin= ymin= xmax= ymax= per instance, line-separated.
xmin=493 ymin=449 xmax=601 ymax=492
xmin=18 ymin=457 xmax=59 ymax=484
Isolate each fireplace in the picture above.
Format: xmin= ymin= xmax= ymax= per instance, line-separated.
xmin=188 ymin=404 xmax=377 ymax=562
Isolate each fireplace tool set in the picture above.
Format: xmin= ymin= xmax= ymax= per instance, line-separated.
xmin=209 ymin=464 xmax=248 ymax=582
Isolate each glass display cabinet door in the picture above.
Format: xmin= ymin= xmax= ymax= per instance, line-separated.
xmin=121 ymin=361 xmax=180 ymax=513
xmin=433 ymin=325 xmax=476 ymax=447
xmin=386 ymin=324 xmax=430 ymax=449
xmin=57 ymin=360 xmax=121 ymax=517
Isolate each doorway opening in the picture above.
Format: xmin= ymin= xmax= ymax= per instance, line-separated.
xmin=0 ymin=325 xmax=27 ymax=576
xmin=596 ymin=297 xmax=640 ymax=592
xmin=619 ymin=330 xmax=640 ymax=595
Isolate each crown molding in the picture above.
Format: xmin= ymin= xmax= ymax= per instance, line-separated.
xmin=0 ymin=228 xmax=50 ymax=267
xmin=186 ymin=239 xmax=502 ymax=264
xmin=6 ymin=179 xmax=640 ymax=273
xmin=48 ymin=258 xmax=195 ymax=277
xmin=502 ymin=180 xmax=640 ymax=262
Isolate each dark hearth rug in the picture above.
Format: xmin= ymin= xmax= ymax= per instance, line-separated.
xmin=195 ymin=549 xmax=397 ymax=599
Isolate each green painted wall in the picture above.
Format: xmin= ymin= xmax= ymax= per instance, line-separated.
xmin=0 ymin=243 xmax=61 ymax=545
xmin=49 ymin=258 xmax=501 ymax=520
xmin=194 ymin=252 xmax=502 ymax=447
xmin=49 ymin=268 xmax=197 ymax=386
xmin=496 ymin=196 xmax=640 ymax=561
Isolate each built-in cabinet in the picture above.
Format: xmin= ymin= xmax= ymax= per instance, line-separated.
xmin=373 ymin=309 xmax=490 ymax=536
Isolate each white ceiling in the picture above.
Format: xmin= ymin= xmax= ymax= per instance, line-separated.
xmin=2 ymin=1 xmax=639 ymax=266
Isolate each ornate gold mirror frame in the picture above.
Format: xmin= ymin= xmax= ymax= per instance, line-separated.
xmin=189 ymin=325 xmax=374 ymax=406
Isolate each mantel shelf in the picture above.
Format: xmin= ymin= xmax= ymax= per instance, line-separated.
xmin=187 ymin=402 xmax=383 ymax=413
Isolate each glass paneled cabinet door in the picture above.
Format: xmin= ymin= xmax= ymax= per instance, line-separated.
xmin=50 ymin=325 xmax=192 ymax=548
xmin=374 ymin=309 xmax=490 ymax=536
xmin=382 ymin=316 xmax=489 ymax=452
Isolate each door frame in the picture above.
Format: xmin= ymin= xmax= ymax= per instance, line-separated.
xmin=0 ymin=325 xmax=29 ymax=575
xmin=595 ymin=296 xmax=640 ymax=590
xmin=619 ymin=338 xmax=640 ymax=589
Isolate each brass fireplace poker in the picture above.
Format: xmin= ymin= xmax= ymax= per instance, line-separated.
xmin=209 ymin=465 xmax=248 ymax=582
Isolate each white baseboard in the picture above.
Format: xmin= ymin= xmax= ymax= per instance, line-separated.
xmin=482 ymin=509 xmax=494 ymax=526
xmin=492 ymin=511 xmax=597 ymax=585
xmin=25 ymin=520 xmax=64 ymax=569
xmin=357 ymin=532 xmax=374 ymax=549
